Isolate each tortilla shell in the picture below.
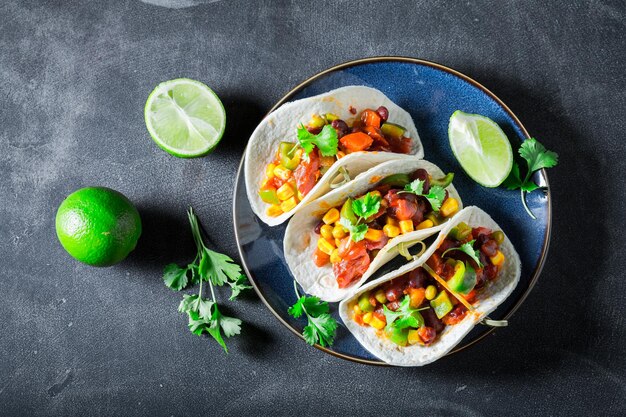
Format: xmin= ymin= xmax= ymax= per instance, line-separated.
xmin=338 ymin=206 xmax=521 ymax=366
xmin=284 ymin=158 xmax=462 ymax=302
xmin=245 ymin=85 xmax=423 ymax=226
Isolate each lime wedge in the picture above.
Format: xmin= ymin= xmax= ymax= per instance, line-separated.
xmin=144 ymin=78 xmax=226 ymax=158
xmin=448 ymin=110 xmax=513 ymax=187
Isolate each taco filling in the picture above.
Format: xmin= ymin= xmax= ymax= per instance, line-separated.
xmin=260 ymin=107 xmax=413 ymax=217
xmin=313 ymin=168 xmax=459 ymax=288
xmin=347 ymin=222 xmax=507 ymax=347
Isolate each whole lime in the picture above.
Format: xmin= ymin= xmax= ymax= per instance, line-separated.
xmin=55 ymin=187 xmax=142 ymax=267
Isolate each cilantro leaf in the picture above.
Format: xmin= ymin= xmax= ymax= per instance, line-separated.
xmin=228 ymin=274 xmax=253 ymax=301
xmin=402 ymin=180 xmax=446 ymax=211
xmin=288 ymin=289 xmax=337 ymax=347
xmin=352 ymin=192 xmax=381 ymax=219
xmin=502 ymin=162 xmax=523 ymax=190
xmin=339 ymin=217 xmax=368 ymax=242
xmin=297 ymin=124 xmax=338 ymax=157
xmin=220 ymin=315 xmax=243 ymax=338
xmin=302 ymin=313 xmax=338 ymax=347
xmin=442 ymin=240 xmax=483 ymax=268
xmin=163 ymin=263 xmax=190 ymax=291
xmin=199 ymin=248 xmax=243 ymax=286
xmin=383 ymin=296 xmax=426 ymax=331
xmin=519 ymin=138 xmax=559 ymax=173
xmin=288 ymin=296 xmax=329 ymax=318
xmin=178 ymin=294 xmax=199 ymax=313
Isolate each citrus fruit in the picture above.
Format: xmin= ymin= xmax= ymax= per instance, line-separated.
xmin=144 ymin=78 xmax=226 ymax=158
xmin=448 ymin=110 xmax=513 ymax=187
xmin=55 ymin=187 xmax=142 ymax=266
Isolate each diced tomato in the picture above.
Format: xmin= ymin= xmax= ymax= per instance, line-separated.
xmin=463 ymin=289 xmax=477 ymax=304
xmin=294 ymin=149 xmax=320 ymax=196
xmin=354 ymin=313 xmax=364 ymax=326
xmin=384 ymin=190 xmax=419 ymax=220
xmin=313 ymin=247 xmax=330 ymax=267
xmin=333 ymin=240 xmax=370 ymax=288
xmin=418 ymin=326 xmax=437 ymax=344
xmin=340 ymin=132 xmax=373 ymax=152
xmin=361 ymin=109 xmax=382 ymax=128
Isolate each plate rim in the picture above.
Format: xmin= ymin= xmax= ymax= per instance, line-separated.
xmin=232 ymin=56 xmax=552 ymax=366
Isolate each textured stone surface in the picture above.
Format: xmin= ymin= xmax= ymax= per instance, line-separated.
xmin=0 ymin=0 xmax=624 ymax=415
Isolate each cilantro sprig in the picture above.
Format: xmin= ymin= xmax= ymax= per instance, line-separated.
xmin=340 ymin=192 xmax=381 ymax=242
xmin=297 ymin=124 xmax=338 ymax=157
xmin=288 ymin=281 xmax=338 ymax=347
xmin=400 ymin=179 xmax=446 ymax=212
xmin=383 ymin=296 xmax=430 ymax=331
xmin=502 ymin=138 xmax=558 ymax=219
xmin=163 ymin=207 xmax=252 ymax=353
xmin=442 ymin=240 xmax=483 ymax=268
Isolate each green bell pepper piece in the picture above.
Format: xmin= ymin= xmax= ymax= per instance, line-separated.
xmin=430 ymin=172 xmax=454 ymax=188
xmin=259 ymin=189 xmax=280 ymax=205
xmin=430 ymin=291 xmax=453 ymax=319
xmin=358 ymin=292 xmax=374 ymax=313
xmin=380 ymin=173 xmax=411 ymax=187
xmin=385 ymin=326 xmax=409 ymax=347
xmin=279 ymin=142 xmax=299 ymax=170
xmin=380 ymin=122 xmax=406 ymax=139
xmin=446 ymin=261 xmax=477 ymax=295
xmin=448 ymin=222 xmax=472 ymax=241
xmin=340 ymin=198 xmax=358 ymax=224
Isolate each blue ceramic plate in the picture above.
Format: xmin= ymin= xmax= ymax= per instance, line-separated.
xmin=233 ymin=57 xmax=551 ymax=365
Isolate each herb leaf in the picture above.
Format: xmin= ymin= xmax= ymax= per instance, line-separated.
xmin=228 ymin=274 xmax=253 ymax=301
xmin=383 ymin=296 xmax=426 ymax=331
xmin=297 ymin=124 xmax=338 ymax=157
xmin=403 ymin=179 xmax=446 ymax=211
xmin=199 ymin=248 xmax=243 ymax=286
xmin=442 ymin=240 xmax=483 ymax=268
xmin=288 ymin=283 xmax=338 ymax=347
xmin=163 ymin=263 xmax=190 ymax=291
xmin=352 ymin=192 xmax=381 ymax=219
xmin=339 ymin=217 xmax=368 ymax=242
xmin=519 ymin=138 xmax=559 ymax=173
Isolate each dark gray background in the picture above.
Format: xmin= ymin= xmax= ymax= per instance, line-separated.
xmin=1 ymin=0 xmax=624 ymax=416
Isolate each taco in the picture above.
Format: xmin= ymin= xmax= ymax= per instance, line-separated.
xmin=284 ymin=158 xmax=462 ymax=302
xmin=245 ymin=86 xmax=424 ymax=226
xmin=338 ymin=206 xmax=521 ymax=366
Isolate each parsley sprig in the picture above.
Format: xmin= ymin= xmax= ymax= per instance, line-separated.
xmin=442 ymin=240 xmax=483 ymax=268
xmin=339 ymin=192 xmax=381 ymax=242
xmin=502 ymin=138 xmax=558 ymax=219
xmin=383 ymin=296 xmax=430 ymax=331
xmin=400 ymin=179 xmax=446 ymax=212
xmin=163 ymin=207 xmax=252 ymax=353
xmin=288 ymin=281 xmax=338 ymax=347
xmin=296 ymin=124 xmax=338 ymax=157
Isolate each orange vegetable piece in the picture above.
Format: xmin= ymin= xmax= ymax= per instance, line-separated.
xmin=361 ymin=109 xmax=382 ymax=128
xmin=340 ymin=132 xmax=374 ymax=152
xmin=313 ymin=247 xmax=330 ymax=267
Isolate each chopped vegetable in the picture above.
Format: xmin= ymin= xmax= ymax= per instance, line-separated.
xmin=430 ymin=172 xmax=454 ymax=188
xmin=430 ymin=291 xmax=453 ymax=319
xmin=380 ymin=173 xmax=411 ymax=187
xmin=339 ymin=132 xmax=373 ymax=152
xmin=380 ymin=122 xmax=406 ymax=139
xmin=259 ymin=189 xmax=280 ymax=205
xmin=422 ymin=264 xmax=474 ymax=311
xmin=445 ymin=261 xmax=477 ymax=295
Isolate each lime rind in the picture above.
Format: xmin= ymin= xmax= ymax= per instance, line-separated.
xmin=448 ymin=110 xmax=513 ymax=188
xmin=144 ymin=78 xmax=226 ymax=158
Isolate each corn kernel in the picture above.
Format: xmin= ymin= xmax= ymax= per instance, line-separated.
xmin=265 ymin=163 xmax=276 ymax=179
xmin=362 ymin=312 xmax=373 ymax=324
xmin=364 ymin=228 xmax=384 ymax=241
xmin=416 ymin=219 xmax=434 ymax=230
xmin=276 ymin=183 xmax=295 ymax=201
xmin=266 ymin=204 xmax=283 ymax=217
xmin=335 ymin=238 xmax=342 ymax=248
xmin=386 ymin=217 xmax=398 ymax=226
xmin=440 ymin=197 xmax=459 ymax=217
xmin=370 ymin=315 xmax=386 ymax=330
xmin=399 ymin=219 xmax=414 ymax=234
xmin=425 ymin=285 xmax=437 ymax=300
xmin=273 ymin=165 xmax=292 ymax=180
xmin=383 ymin=224 xmax=400 ymax=238
xmin=322 ymin=208 xmax=340 ymax=224
xmin=374 ymin=289 xmax=387 ymax=303
xmin=407 ymin=329 xmax=421 ymax=345
xmin=330 ymin=249 xmax=342 ymax=264
xmin=320 ymin=224 xmax=334 ymax=240
xmin=369 ymin=190 xmax=382 ymax=199
xmin=297 ymin=190 xmax=304 ymax=201
xmin=353 ymin=304 xmax=362 ymax=315
xmin=332 ymin=224 xmax=347 ymax=239
xmin=317 ymin=237 xmax=335 ymax=255
xmin=280 ymin=196 xmax=298 ymax=213
xmin=490 ymin=250 xmax=505 ymax=266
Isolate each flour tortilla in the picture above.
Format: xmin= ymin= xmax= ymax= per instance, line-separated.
xmin=284 ymin=158 xmax=462 ymax=302
xmin=338 ymin=206 xmax=521 ymax=366
xmin=245 ymin=86 xmax=423 ymax=226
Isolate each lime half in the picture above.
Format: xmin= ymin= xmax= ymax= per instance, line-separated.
xmin=144 ymin=78 xmax=226 ymax=158
xmin=448 ymin=110 xmax=513 ymax=187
